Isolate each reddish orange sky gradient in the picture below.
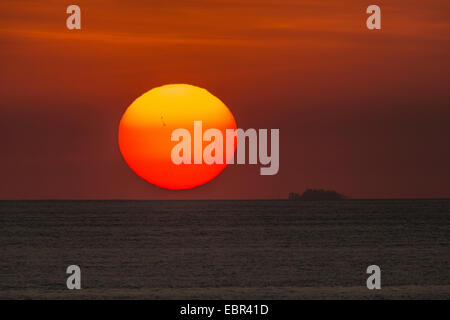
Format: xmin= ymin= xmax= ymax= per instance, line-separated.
xmin=0 ymin=0 xmax=449 ymax=199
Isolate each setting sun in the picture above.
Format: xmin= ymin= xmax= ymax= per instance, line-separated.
xmin=118 ymin=84 xmax=237 ymax=190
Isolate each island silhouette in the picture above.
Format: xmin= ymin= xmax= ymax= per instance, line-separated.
xmin=288 ymin=189 xmax=346 ymax=201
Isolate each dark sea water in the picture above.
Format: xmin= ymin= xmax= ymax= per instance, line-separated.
xmin=0 ymin=200 xmax=449 ymax=299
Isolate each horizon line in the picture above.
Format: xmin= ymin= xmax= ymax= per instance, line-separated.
xmin=1 ymin=198 xmax=449 ymax=201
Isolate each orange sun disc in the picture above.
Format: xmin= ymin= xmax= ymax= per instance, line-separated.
xmin=118 ymin=84 xmax=237 ymax=190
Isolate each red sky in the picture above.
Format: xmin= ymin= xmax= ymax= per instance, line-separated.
xmin=0 ymin=0 xmax=449 ymax=199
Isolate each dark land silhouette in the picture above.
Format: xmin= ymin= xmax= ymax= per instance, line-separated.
xmin=289 ymin=189 xmax=346 ymax=201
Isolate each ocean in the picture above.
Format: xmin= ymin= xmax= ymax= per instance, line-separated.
xmin=0 ymin=200 xmax=449 ymax=299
